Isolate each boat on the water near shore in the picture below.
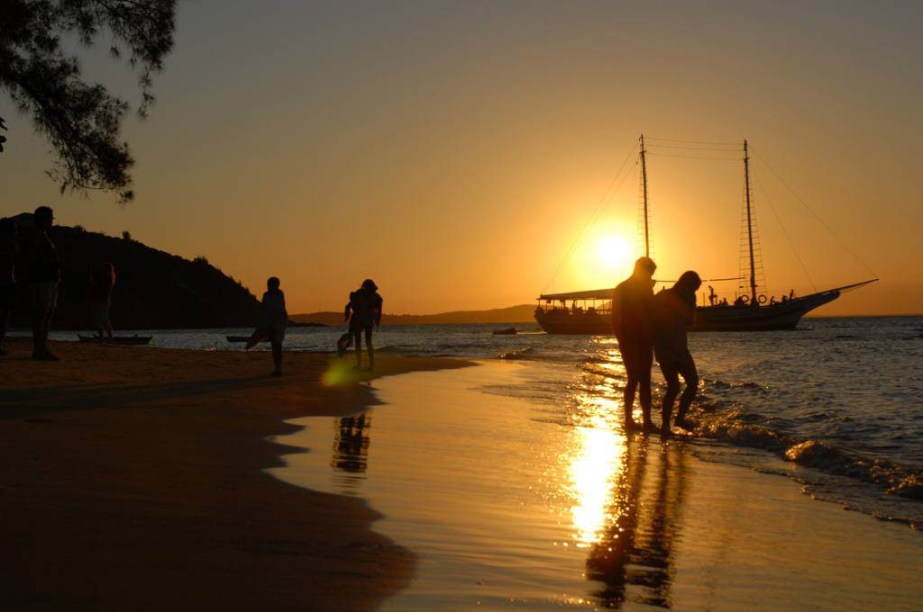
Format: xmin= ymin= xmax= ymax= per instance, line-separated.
xmin=535 ymin=136 xmax=877 ymax=334
xmin=77 ymin=335 xmax=152 ymax=345
xmin=535 ymin=280 xmax=874 ymax=333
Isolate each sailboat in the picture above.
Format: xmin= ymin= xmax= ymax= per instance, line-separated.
xmin=534 ymin=136 xmax=876 ymax=334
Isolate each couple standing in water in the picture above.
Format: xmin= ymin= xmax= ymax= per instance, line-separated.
xmin=612 ymin=257 xmax=701 ymax=437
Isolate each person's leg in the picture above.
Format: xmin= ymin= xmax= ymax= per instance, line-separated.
xmin=103 ymin=302 xmax=113 ymax=339
xmin=40 ymin=283 xmax=59 ymax=359
xmin=0 ymin=307 xmax=9 ymax=354
xmin=638 ymin=347 xmax=654 ymax=429
xmin=353 ymin=330 xmax=362 ymax=368
xmin=337 ymin=333 xmax=350 ymax=358
xmin=675 ymin=354 xmax=698 ymax=428
xmin=41 ymin=307 xmax=57 ymax=358
xmin=660 ymin=361 xmax=680 ymax=435
xmin=619 ymin=343 xmax=638 ymax=430
xmin=365 ymin=325 xmax=374 ymax=370
xmin=31 ymin=311 xmax=45 ymax=356
xmin=271 ymin=339 xmax=282 ymax=375
xmin=30 ymin=283 xmax=44 ymax=356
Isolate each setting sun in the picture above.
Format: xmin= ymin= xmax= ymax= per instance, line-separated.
xmin=596 ymin=235 xmax=631 ymax=268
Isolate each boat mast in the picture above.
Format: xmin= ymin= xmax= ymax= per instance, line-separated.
xmin=640 ymin=134 xmax=650 ymax=257
xmin=744 ymin=139 xmax=757 ymax=305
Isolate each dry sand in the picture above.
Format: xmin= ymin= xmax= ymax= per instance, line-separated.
xmin=0 ymin=339 xmax=469 ymax=611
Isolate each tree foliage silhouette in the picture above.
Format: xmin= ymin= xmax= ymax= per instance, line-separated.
xmin=0 ymin=0 xmax=177 ymax=202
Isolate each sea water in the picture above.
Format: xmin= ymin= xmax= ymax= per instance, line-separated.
xmin=52 ymin=317 xmax=923 ymax=526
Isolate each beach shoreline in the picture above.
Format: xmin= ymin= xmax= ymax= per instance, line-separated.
xmin=0 ymin=339 xmax=470 ymax=610
xmin=273 ymin=361 xmax=923 ymax=610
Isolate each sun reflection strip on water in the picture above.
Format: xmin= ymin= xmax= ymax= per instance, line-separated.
xmin=567 ymin=409 xmax=627 ymax=548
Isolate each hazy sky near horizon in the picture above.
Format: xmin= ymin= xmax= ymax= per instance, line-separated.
xmin=2 ymin=0 xmax=921 ymax=315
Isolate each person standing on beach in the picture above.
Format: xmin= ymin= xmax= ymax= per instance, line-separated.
xmin=345 ymin=279 xmax=383 ymax=370
xmin=611 ymin=256 xmax=657 ymax=432
xmin=653 ymin=271 xmax=702 ymax=436
xmin=246 ymin=276 xmax=288 ymax=377
xmin=23 ymin=206 xmax=60 ymax=361
xmin=0 ymin=217 xmax=18 ymax=356
xmin=88 ymin=262 xmax=116 ymax=340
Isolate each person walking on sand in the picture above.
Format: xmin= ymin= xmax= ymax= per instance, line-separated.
xmin=653 ymin=271 xmax=702 ymax=436
xmin=246 ymin=277 xmax=288 ymax=377
xmin=88 ymin=262 xmax=116 ymax=340
xmin=345 ymin=279 xmax=383 ymax=370
xmin=0 ymin=217 xmax=18 ymax=356
xmin=23 ymin=206 xmax=60 ymax=361
xmin=611 ymin=256 xmax=657 ymax=432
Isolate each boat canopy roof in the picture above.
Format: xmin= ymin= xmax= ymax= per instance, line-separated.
xmin=538 ymin=288 xmax=614 ymax=301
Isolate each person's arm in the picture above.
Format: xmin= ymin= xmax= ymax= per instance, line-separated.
xmin=374 ymin=295 xmax=383 ymax=329
xmin=684 ymin=292 xmax=697 ymax=326
xmin=640 ymin=289 xmax=656 ymax=341
xmin=343 ymin=302 xmax=351 ymax=321
xmin=610 ymin=287 xmax=622 ymax=334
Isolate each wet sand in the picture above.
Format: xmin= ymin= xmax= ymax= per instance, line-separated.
xmin=273 ymin=362 xmax=923 ymax=610
xmin=0 ymin=339 xmax=470 ymax=611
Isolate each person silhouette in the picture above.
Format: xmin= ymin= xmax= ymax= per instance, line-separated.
xmin=24 ymin=206 xmax=60 ymax=361
xmin=246 ymin=276 xmax=288 ymax=376
xmin=611 ymin=256 xmax=657 ymax=432
xmin=653 ymin=271 xmax=702 ymax=435
xmin=88 ymin=262 xmax=116 ymax=340
xmin=345 ymin=279 xmax=383 ymax=370
xmin=0 ymin=217 xmax=18 ymax=356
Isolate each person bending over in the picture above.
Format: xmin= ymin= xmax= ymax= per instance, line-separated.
xmin=653 ymin=270 xmax=702 ymax=436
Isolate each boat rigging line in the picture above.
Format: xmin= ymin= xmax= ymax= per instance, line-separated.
xmin=751 ymin=167 xmax=818 ymax=292
xmin=749 ymin=146 xmax=879 ymax=281
xmin=542 ymin=144 xmax=636 ymax=294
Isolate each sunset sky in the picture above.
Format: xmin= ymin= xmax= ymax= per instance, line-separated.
xmin=1 ymin=1 xmax=921 ymax=315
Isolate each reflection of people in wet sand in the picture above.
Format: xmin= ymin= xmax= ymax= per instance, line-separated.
xmin=88 ymin=262 xmax=116 ymax=339
xmin=246 ymin=276 xmax=288 ymax=377
xmin=586 ymin=439 xmax=688 ymax=608
xmin=611 ymin=257 xmax=657 ymax=432
xmin=345 ymin=279 xmax=383 ymax=370
xmin=653 ymin=271 xmax=702 ymax=435
xmin=333 ymin=414 xmax=372 ymax=474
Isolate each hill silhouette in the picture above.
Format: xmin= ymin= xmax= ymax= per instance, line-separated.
xmin=291 ymin=304 xmax=537 ymax=326
xmin=11 ymin=225 xmax=260 ymax=330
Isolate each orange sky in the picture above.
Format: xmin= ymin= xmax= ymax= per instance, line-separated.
xmin=2 ymin=1 xmax=921 ymax=315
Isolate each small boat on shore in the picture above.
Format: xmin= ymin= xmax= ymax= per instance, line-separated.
xmin=77 ymin=335 xmax=152 ymax=345
xmin=492 ymin=327 xmax=518 ymax=335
